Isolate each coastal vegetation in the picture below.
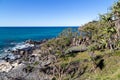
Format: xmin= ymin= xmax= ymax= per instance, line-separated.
xmin=0 ymin=0 xmax=120 ymax=80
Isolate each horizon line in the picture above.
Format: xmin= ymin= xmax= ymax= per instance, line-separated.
xmin=0 ymin=26 xmax=79 ymax=27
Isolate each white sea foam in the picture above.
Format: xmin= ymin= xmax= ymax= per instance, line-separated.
xmin=0 ymin=42 xmax=34 ymax=59
xmin=5 ymin=53 xmax=15 ymax=60
xmin=11 ymin=42 xmax=34 ymax=51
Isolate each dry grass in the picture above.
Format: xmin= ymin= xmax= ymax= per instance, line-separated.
xmin=58 ymin=50 xmax=120 ymax=80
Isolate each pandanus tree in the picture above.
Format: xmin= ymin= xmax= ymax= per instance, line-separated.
xmin=104 ymin=25 xmax=116 ymax=49
xmin=99 ymin=13 xmax=113 ymax=22
xmin=99 ymin=13 xmax=117 ymax=50
xmin=79 ymin=21 xmax=99 ymax=43
xmin=111 ymin=0 xmax=120 ymax=38
xmin=112 ymin=0 xmax=120 ymax=19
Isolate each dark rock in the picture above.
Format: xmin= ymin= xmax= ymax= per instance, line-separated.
xmin=25 ymin=39 xmax=47 ymax=45
xmin=40 ymin=66 xmax=53 ymax=75
xmin=22 ymin=66 xmax=34 ymax=73
xmin=14 ymin=77 xmax=26 ymax=80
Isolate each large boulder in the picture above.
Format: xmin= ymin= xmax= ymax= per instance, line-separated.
xmin=65 ymin=45 xmax=87 ymax=54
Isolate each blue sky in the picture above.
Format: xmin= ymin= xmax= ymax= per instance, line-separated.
xmin=0 ymin=0 xmax=118 ymax=26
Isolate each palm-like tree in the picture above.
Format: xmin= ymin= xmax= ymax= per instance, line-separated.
xmin=79 ymin=21 xmax=99 ymax=42
xmin=111 ymin=0 xmax=120 ymax=38
xmin=99 ymin=13 xmax=113 ymax=22
xmin=99 ymin=13 xmax=117 ymax=50
xmin=112 ymin=0 xmax=120 ymax=19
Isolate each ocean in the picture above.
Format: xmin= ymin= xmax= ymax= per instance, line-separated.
xmin=0 ymin=27 xmax=77 ymax=58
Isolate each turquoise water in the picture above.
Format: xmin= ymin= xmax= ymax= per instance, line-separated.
xmin=0 ymin=27 xmax=77 ymax=54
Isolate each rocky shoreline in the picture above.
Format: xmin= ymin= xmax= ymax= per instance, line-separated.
xmin=0 ymin=36 xmax=88 ymax=80
xmin=0 ymin=39 xmax=53 ymax=80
